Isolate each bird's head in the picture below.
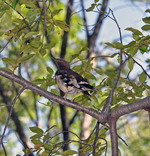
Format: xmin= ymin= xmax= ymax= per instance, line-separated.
xmin=54 ymin=58 xmax=70 ymax=70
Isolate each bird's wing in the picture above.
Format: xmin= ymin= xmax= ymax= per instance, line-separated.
xmin=56 ymin=69 xmax=97 ymax=91
xmin=68 ymin=70 xmax=96 ymax=91
xmin=55 ymin=70 xmax=80 ymax=88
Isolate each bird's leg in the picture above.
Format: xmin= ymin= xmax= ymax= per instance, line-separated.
xmin=63 ymin=91 xmax=68 ymax=100
xmin=71 ymin=96 xmax=75 ymax=102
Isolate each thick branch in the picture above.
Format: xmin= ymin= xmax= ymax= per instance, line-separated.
xmin=110 ymin=96 xmax=150 ymax=119
xmin=109 ymin=119 xmax=118 ymax=156
xmin=1 ymin=69 xmax=150 ymax=156
xmin=1 ymin=69 xmax=150 ymax=123
xmin=60 ymin=0 xmax=73 ymax=58
xmin=88 ymin=0 xmax=109 ymax=55
xmin=59 ymin=104 xmax=70 ymax=150
xmin=0 ymin=69 xmax=105 ymax=122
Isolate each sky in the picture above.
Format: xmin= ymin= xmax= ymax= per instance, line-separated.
xmin=79 ymin=0 xmax=150 ymax=82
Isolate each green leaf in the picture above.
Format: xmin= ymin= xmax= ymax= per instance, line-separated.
xmin=29 ymin=127 xmax=44 ymax=134
xmin=94 ymin=0 xmax=99 ymax=3
xmin=44 ymin=42 xmax=55 ymax=50
xmin=142 ymin=17 xmax=150 ymax=24
xmin=12 ymin=0 xmax=19 ymax=9
xmin=111 ymin=53 xmax=118 ymax=58
xmin=106 ymin=42 xmax=124 ymax=49
xmin=22 ymin=45 xmax=35 ymax=53
xmin=46 ymin=67 xmax=53 ymax=75
xmin=39 ymin=48 xmax=46 ymax=56
xmin=32 ymin=79 xmax=45 ymax=85
xmin=46 ymin=77 xmax=55 ymax=86
xmin=113 ymin=42 xmax=124 ymax=50
xmin=86 ymin=4 xmax=96 ymax=12
xmin=127 ymin=46 xmax=138 ymax=56
xmin=30 ymin=133 xmax=43 ymax=139
xmin=63 ymin=150 xmax=78 ymax=155
xmin=91 ymin=94 xmax=99 ymax=105
xmin=73 ymin=94 xmax=87 ymax=103
xmin=124 ymin=41 xmax=136 ymax=48
xmin=99 ymin=128 xmax=108 ymax=136
xmin=84 ymin=72 xmax=97 ymax=80
xmin=133 ymin=34 xmax=140 ymax=41
xmin=125 ymin=27 xmax=143 ymax=35
xmin=30 ymin=38 xmax=41 ymax=48
xmin=142 ymin=25 xmax=150 ymax=31
xmin=143 ymin=35 xmax=150 ymax=41
xmin=55 ymin=20 xmax=69 ymax=31
xmin=139 ymin=72 xmax=147 ymax=84
xmin=0 ymin=67 xmax=13 ymax=73
xmin=128 ymin=58 xmax=134 ymax=71
xmin=18 ymin=54 xmax=35 ymax=63
xmin=51 ymin=89 xmax=60 ymax=95
xmin=105 ymin=42 xmax=114 ymax=48
xmin=40 ymin=82 xmax=47 ymax=90
xmin=80 ymin=47 xmax=89 ymax=52
xmin=31 ymin=139 xmax=43 ymax=145
xmin=22 ymin=148 xmax=31 ymax=154
xmin=70 ymin=54 xmax=79 ymax=62
xmin=145 ymin=9 xmax=150 ymax=13
xmin=97 ymin=3 xmax=102 ymax=6
xmin=41 ymin=150 xmax=49 ymax=156
xmin=2 ymin=57 xmax=16 ymax=66
xmin=44 ymin=144 xmax=53 ymax=150
xmin=139 ymin=45 xmax=148 ymax=54
xmin=0 ymin=6 xmax=9 ymax=12
xmin=52 ymin=9 xmax=63 ymax=16
xmin=45 ymin=125 xmax=56 ymax=133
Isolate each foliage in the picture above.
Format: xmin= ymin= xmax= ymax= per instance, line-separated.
xmin=0 ymin=0 xmax=150 ymax=156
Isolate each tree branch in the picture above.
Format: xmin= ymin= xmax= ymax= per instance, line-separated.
xmin=0 ymin=69 xmax=105 ymax=122
xmin=109 ymin=118 xmax=118 ymax=156
xmin=110 ymin=96 xmax=150 ymax=119
xmin=0 ymin=69 xmax=150 ymax=155
xmin=102 ymin=9 xmax=123 ymax=115
xmin=88 ymin=0 xmax=109 ymax=56
xmin=59 ymin=0 xmax=74 ymax=150
xmin=80 ymin=0 xmax=89 ymax=40
xmin=93 ymin=122 xmax=100 ymax=155
xmin=1 ymin=69 xmax=150 ymax=122
xmin=60 ymin=0 xmax=74 ymax=58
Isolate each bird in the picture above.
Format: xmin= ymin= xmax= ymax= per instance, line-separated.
xmin=54 ymin=58 xmax=97 ymax=99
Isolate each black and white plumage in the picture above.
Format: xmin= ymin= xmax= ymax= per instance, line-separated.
xmin=54 ymin=58 xmax=97 ymax=97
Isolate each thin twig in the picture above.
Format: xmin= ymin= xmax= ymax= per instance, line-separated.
xmin=103 ymin=123 xmax=128 ymax=146
xmin=1 ymin=143 xmax=7 ymax=156
xmin=0 ymin=86 xmax=26 ymax=156
xmin=0 ymin=20 xmax=35 ymax=53
xmin=0 ymin=36 xmax=13 ymax=53
xmin=69 ymin=110 xmax=79 ymax=126
xmin=93 ymin=122 xmax=100 ymax=156
xmin=4 ymin=2 xmax=31 ymax=31
xmin=80 ymin=0 xmax=89 ymax=39
xmin=71 ymin=55 xmax=112 ymax=65
xmin=102 ymin=9 xmax=123 ymax=114
xmin=133 ymin=58 xmax=150 ymax=78
xmin=124 ymin=52 xmax=150 ymax=78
